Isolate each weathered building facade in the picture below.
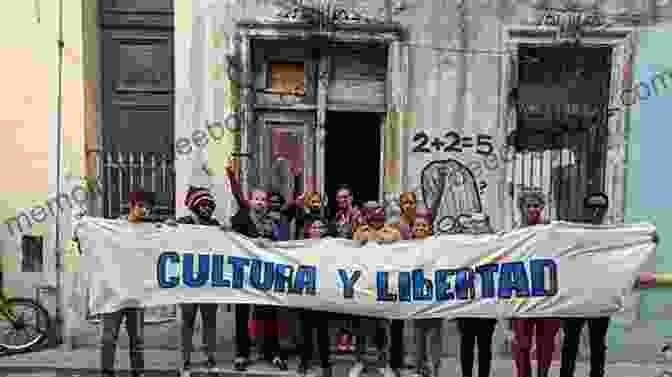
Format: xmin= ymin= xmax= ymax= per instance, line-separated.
xmin=3 ymin=0 xmax=670 ymax=361
xmin=175 ymin=0 xmax=670 ymax=360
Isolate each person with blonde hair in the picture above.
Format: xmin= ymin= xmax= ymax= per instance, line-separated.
xmin=411 ymin=208 xmax=444 ymax=377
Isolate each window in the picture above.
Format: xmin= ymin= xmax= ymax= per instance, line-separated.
xmin=267 ymin=62 xmax=305 ymax=95
xmin=511 ymin=45 xmax=612 ymax=222
xmin=21 ymin=235 xmax=43 ymax=272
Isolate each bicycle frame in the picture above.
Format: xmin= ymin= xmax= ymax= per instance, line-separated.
xmin=0 ymin=290 xmax=17 ymax=322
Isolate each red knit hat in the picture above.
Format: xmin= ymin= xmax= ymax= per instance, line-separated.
xmin=185 ymin=186 xmax=215 ymax=210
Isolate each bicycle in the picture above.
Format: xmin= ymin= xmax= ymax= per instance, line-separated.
xmin=0 ymin=288 xmax=51 ymax=352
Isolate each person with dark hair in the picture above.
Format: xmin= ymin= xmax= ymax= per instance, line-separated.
xmin=330 ymin=184 xmax=366 ymax=353
xmin=511 ymin=189 xmax=561 ymax=377
xmin=559 ymin=192 xmax=612 ymax=377
xmin=330 ymin=184 xmax=366 ymax=239
xmin=100 ymin=190 xmax=155 ymax=377
xmin=169 ymin=186 xmax=220 ymax=372
xmin=225 ymin=162 xmax=287 ymax=371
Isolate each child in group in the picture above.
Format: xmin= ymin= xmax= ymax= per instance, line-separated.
xmin=297 ymin=219 xmax=333 ymax=377
xmin=411 ymin=208 xmax=444 ymax=377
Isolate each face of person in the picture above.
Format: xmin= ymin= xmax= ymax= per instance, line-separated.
xmin=367 ymin=207 xmax=386 ymax=229
xmin=336 ymin=189 xmax=353 ymax=210
xmin=413 ymin=218 xmax=433 ymax=239
xmin=379 ymin=224 xmax=401 ymax=242
xmin=400 ymin=193 xmax=417 ymax=217
xmin=585 ymin=195 xmax=608 ymax=224
xmin=130 ymin=201 xmax=149 ymax=220
xmin=522 ymin=198 xmax=544 ymax=225
xmin=305 ymin=192 xmax=322 ymax=210
xmin=195 ymin=202 xmax=215 ymax=219
xmin=306 ymin=220 xmax=325 ymax=239
xmin=250 ymin=190 xmax=268 ymax=211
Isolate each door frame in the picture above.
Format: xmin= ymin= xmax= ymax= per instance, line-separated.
xmin=503 ymin=26 xmax=635 ymax=228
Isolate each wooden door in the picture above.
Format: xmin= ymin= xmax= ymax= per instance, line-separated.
xmin=255 ymin=112 xmax=316 ymax=203
xmin=100 ymin=0 xmax=175 ymax=218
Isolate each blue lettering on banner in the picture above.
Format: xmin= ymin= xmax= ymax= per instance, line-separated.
xmin=156 ymin=253 xmax=558 ymax=302
xmin=375 ymin=259 xmax=558 ymax=302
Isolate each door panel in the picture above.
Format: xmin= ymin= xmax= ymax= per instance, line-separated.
xmin=256 ymin=112 xmax=315 ymax=201
xmin=102 ymin=28 xmax=173 ymax=154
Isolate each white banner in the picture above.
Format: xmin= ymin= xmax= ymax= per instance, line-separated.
xmin=75 ymin=217 xmax=656 ymax=319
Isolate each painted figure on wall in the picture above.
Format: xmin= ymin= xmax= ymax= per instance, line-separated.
xmin=420 ymin=159 xmax=483 ymax=234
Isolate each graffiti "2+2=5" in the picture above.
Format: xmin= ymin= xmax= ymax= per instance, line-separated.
xmin=412 ymin=132 xmax=494 ymax=155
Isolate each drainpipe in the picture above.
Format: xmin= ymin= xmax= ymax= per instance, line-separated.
xmin=54 ymin=0 xmax=67 ymax=349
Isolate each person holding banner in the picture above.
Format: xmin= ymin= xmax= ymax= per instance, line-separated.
xmin=172 ymin=186 xmax=220 ymax=371
xmin=454 ymin=213 xmax=498 ymax=377
xmin=349 ymin=201 xmax=397 ymax=377
xmin=226 ymin=164 xmax=286 ymax=371
xmin=511 ymin=190 xmax=561 ymax=377
xmin=559 ymin=192 xmax=659 ymax=377
xmin=331 ymin=184 xmax=366 ymax=354
xmin=100 ymin=190 xmax=154 ymax=377
xmin=298 ymin=219 xmax=333 ymax=377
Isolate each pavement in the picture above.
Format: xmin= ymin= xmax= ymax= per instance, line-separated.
xmin=1 ymin=347 xmax=672 ymax=377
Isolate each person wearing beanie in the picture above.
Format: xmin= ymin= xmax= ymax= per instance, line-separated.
xmin=101 ymin=189 xmax=156 ymax=377
xmin=172 ymin=186 xmax=220 ymax=371
xmin=179 ymin=186 xmax=219 ymax=226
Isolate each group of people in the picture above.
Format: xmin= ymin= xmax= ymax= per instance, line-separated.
xmin=98 ymin=162 xmax=657 ymax=377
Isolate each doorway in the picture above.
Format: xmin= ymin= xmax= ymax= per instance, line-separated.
xmin=325 ymin=111 xmax=382 ymax=213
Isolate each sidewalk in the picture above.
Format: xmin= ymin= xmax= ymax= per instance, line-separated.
xmin=1 ymin=347 xmax=671 ymax=377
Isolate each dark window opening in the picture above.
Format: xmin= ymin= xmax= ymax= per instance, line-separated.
xmin=21 ymin=235 xmax=43 ymax=273
xmin=325 ymin=111 xmax=381 ymax=215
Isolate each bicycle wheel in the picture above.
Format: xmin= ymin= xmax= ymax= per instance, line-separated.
xmin=0 ymin=298 xmax=50 ymax=351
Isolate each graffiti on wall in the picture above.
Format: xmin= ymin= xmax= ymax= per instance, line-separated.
xmin=412 ymin=132 xmax=495 ymax=155
xmin=420 ymin=159 xmax=493 ymax=235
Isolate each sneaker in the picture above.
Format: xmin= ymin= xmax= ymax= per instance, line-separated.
xmin=348 ymin=361 xmax=365 ymax=377
xmin=182 ymin=360 xmax=191 ymax=371
xmin=206 ymin=356 xmax=216 ymax=369
xmin=234 ymin=356 xmax=249 ymax=371
xmin=272 ymin=356 xmax=289 ymax=371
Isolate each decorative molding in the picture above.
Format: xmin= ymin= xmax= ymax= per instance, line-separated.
xmin=267 ymin=1 xmax=388 ymax=27
xmin=522 ymin=5 xmax=647 ymax=44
